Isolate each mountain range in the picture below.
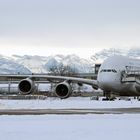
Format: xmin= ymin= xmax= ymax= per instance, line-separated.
xmin=92 ymin=48 xmax=140 ymax=62
xmin=0 ymin=48 xmax=139 ymax=74
xmin=0 ymin=54 xmax=93 ymax=74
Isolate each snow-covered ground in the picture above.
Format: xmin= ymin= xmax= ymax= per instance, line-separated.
xmin=0 ymin=114 xmax=140 ymax=140
xmin=0 ymin=98 xmax=140 ymax=140
xmin=0 ymin=97 xmax=140 ymax=109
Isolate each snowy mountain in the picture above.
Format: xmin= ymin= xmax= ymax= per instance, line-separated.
xmin=0 ymin=55 xmax=31 ymax=74
xmin=0 ymin=48 xmax=139 ymax=74
xmin=127 ymin=48 xmax=140 ymax=58
xmin=0 ymin=54 xmax=93 ymax=74
xmin=12 ymin=55 xmax=48 ymax=73
xmin=91 ymin=48 xmax=140 ymax=63
xmin=44 ymin=55 xmax=93 ymax=73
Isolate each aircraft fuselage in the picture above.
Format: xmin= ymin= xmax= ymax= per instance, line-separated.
xmin=97 ymin=55 xmax=140 ymax=96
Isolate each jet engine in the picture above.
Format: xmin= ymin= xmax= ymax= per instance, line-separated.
xmin=55 ymin=82 xmax=72 ymax=99
xmin=135 ymin=78 xmax=140 ymax=93
xmin=18 ymin=78 xmax=35 ymax=95
xmin=135 ymin=83 xmax=140 ymax=93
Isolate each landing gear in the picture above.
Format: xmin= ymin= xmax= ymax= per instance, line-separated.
xmin=102 ymin=91 xmax=115 ymax=101
xmin=137 ymin=96 xmax=140 ymax=101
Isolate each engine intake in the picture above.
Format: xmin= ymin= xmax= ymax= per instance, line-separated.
xmin=55 ymin=82 xmax=72 ymax=99
xmin=18 ymin=78 xmax=35 ymax=95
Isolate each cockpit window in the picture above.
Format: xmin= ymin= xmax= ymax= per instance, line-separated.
xmin=100 ymin=69 xmax=117 ymax=73
xmin=112 ymin=69 xmax=117 ymax=73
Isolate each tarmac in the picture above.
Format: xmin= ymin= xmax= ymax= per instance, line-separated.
xmin=0 ymin=108 xmax=140 ymax=115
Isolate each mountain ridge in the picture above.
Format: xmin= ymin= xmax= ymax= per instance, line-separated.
xmin=0 ymin=48 xmax=139 ymax=74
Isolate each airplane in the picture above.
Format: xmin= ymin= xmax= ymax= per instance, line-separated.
xmin=0 ymin=55 xmax=140 ymax=99
xmin=97 ymin=55 xmax=140 ymax=97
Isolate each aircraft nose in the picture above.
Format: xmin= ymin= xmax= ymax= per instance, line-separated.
xmin=97 ymin=75 xmax=113 ymax=90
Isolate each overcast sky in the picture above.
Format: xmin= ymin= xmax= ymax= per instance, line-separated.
xmin=0 ymin=0 xmax=140 ymax=59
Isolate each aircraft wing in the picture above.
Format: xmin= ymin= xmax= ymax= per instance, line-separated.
xmin=0 ymin=74 xmax=98 ymax=89
xmin=0 ymin=74 xmax=98 ymax=99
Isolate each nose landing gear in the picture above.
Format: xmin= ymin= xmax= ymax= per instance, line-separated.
xmin=102 ymin=91 xmax=116 ymax=101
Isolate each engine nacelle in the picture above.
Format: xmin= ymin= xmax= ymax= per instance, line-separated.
xmin=18 ymin=78 xmax=35 ymax=95
xmin=55 ymin=82 xmax=72 ymax=99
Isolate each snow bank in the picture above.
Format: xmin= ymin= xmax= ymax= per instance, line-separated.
xmin=0 ymin=97 xmax=140 ymax=109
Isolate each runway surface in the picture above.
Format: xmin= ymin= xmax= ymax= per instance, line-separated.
xmin=0 ymin=108 xmax=140 ymax=115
